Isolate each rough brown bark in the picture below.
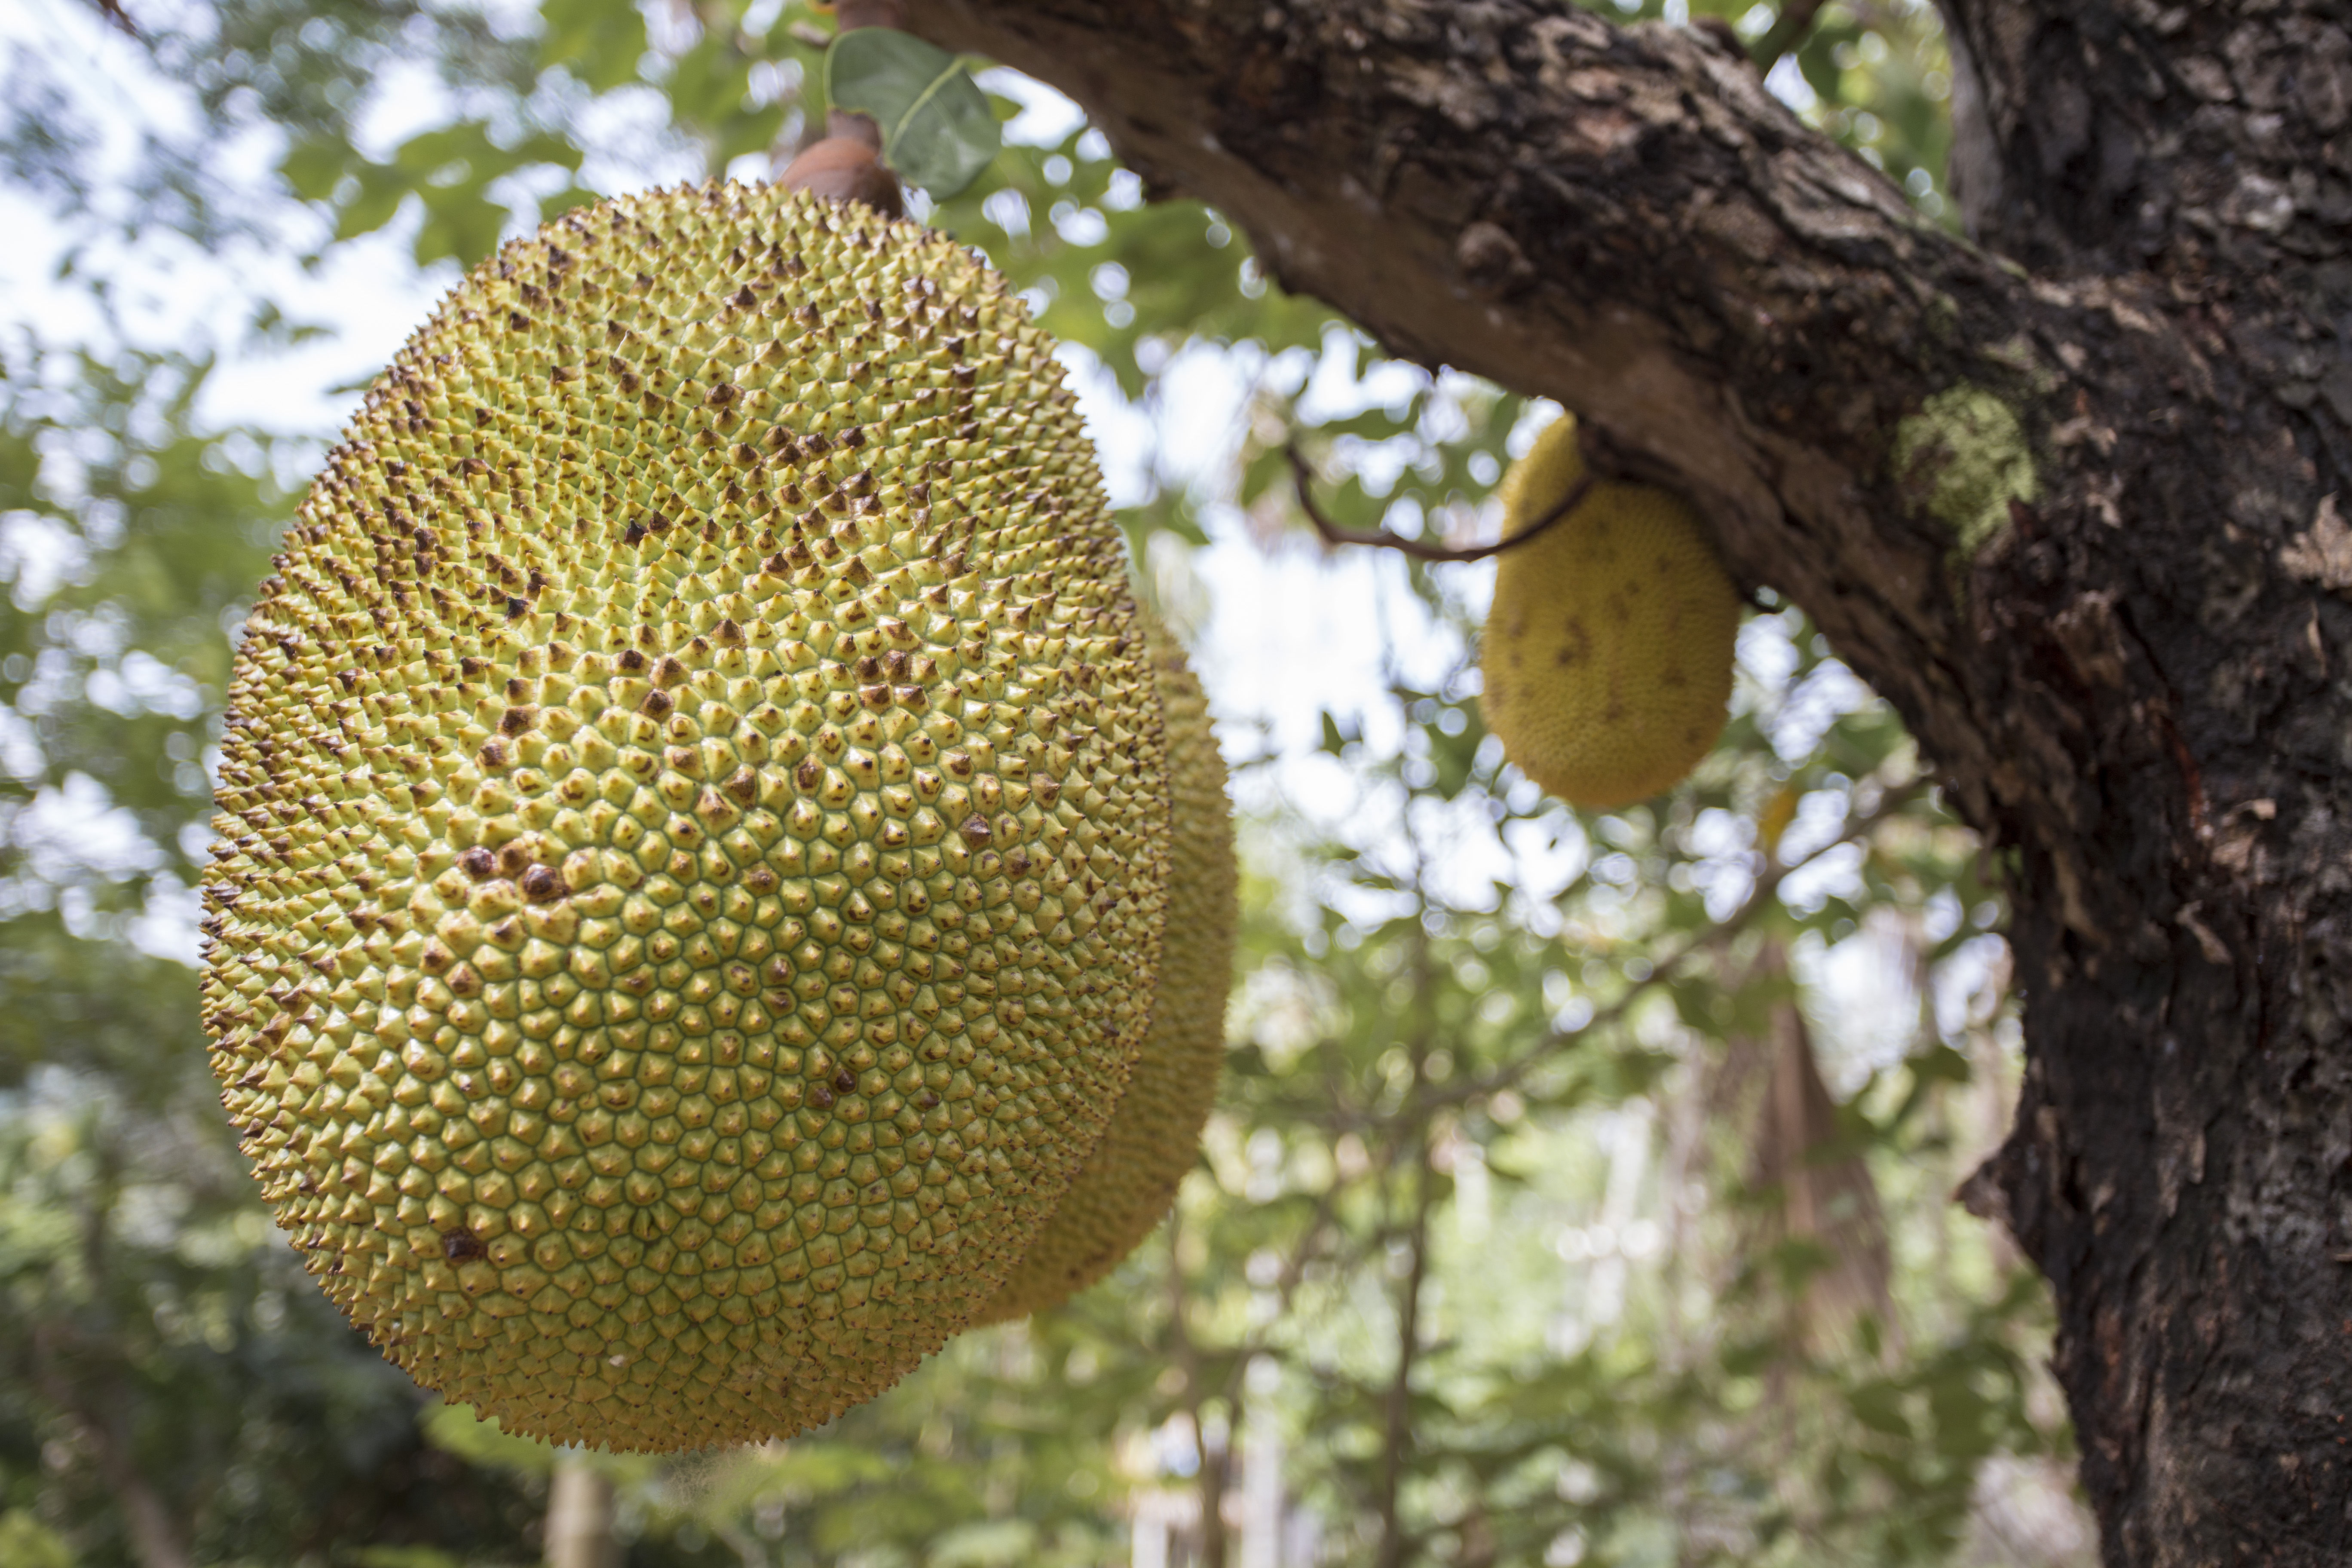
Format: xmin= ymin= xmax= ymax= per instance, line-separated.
xmin=897 ymin=1 xmax=2352 ymax=1562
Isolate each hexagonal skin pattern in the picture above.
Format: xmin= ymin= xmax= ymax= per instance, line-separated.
xmin=199 ymin=183 xmax=1171 ymax=1452
xmin=973 ymin=610 xmax=1233 ymax=1325
xmin=1478 ymin=416 xmax=1739 ymax=810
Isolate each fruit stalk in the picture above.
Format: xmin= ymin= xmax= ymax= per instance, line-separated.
xmin=778 ymin=0 xmax=911 ymax=215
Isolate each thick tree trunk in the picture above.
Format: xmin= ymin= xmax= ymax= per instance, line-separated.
xmin=898 ymin=0 xmax=2352 ymax=1561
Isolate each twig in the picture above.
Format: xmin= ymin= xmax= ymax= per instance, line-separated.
xmin=83 ymin=0 xmax=141 ymax=38
xmin=1285 ymin=443 xmax=1595 ymax=564
xmin=1751 ymin=0 xmax=1829 ymax=72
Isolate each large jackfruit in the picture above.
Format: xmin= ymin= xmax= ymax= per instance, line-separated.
xmin=199 ymin=183 xmax=1173 ymax=1452
xmin=973 ymin=611 xmax=1234 ymax=1325
xmin=1478 ymin=417 xmax=1738 ymax=808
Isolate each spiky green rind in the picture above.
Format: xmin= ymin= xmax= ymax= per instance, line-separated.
xmin=973 ymin=612 xmax=1233 ymax=1326
xmin=199 ymin=182 xmax=1171 ymax=1452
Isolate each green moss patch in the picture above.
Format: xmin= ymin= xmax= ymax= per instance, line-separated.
xmin=1891 ymin=385 xmax=2039 ymax=560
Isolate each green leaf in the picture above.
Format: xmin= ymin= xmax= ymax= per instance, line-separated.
xmin=392 ymin=120 xmax=495 ymax=176
xmin=414 ymin=185 xmax=509 ymax=267
xmin=539 ymin=184 xmax=606 ymax=224
xmin=540 ymin=0 xmax=649 ymax=91
xmin=334 ymin=163 xmax=411 ymax=242
xmin=0 ymin=1509 xmax=76 ymax=1568
xmin=280 ymin=138 xmax=350 ymax=202
xmin=1849 ymin=1381 xmax=1914 ymax=1440
xmin=824 ymin=28 xmax=1000 ymax=199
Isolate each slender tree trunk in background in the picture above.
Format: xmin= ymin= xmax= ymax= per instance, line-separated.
xmin=545 ymin=1455 xmax=619 ymax=1568
xmin=1197 ymin=1409 xmax=1234 ymax=1568
xmin=90 ymin=1431 xmax=191 ymax=1568
xmin=1372 ymin=1112 xmax=1434 ymax=1568
xmin=31 ymin=1363 xmax=190 ymax=1568
xmin=1373 ymin=885 xmax=1442 ymax=1568
xmin=1165 ymin=1213 xmax=1232 ymax=1568
xmin=1747 ymin=946 xmax=1893 ymax=1351
xmin=901 ymin=1 xmax=2352 ymax=1559
xmin=34 ymin=1182 xmax=193 ymax=1568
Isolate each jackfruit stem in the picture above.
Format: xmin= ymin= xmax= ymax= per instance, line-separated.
xmin=833 ymin=0 xmax=909 ymax=28
xmin=1284 ymin=442 xmax=1596 ymax=564
xmin=778 ymin=0 xmax=915 ymax=217
xmin=780 ymin=131 xmax=905 ymax=218
xmin=824 ymin=108 xmax=884 ymax=153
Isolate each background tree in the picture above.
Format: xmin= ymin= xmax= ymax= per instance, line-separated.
xmin=0 ymin=0 xmax=2269 ymax=1561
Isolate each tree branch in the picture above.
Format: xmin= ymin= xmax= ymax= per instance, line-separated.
xmin=1749 ymin=0 xmax=1828 ymax=72
xmin=898 ymin=0 xmax=2199 ymax=851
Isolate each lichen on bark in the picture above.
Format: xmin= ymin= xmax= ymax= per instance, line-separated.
xmin=1890 ymin=384 xmax=2039 ymax=565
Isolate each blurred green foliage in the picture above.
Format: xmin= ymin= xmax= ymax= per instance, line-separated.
xmin=0 ymin=0 xmax=2081 ymax=1564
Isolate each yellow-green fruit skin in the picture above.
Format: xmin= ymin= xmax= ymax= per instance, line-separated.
xmin=971 ymin=613 xmax=1233 ymax=1325
xmin=1478 ymin=416 xmax=1738 ymax=809
xmin=199 ymin=183 xmax=1172 ymax=1452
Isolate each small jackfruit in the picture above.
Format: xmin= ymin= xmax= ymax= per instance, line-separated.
xmin=1478 ymin=416 xmax=1738 ymax=808
xmin=199 ymin=182 xmax=1174 ymax=1452
xmin=972 ymin=611 xmax=1234 ymax=1325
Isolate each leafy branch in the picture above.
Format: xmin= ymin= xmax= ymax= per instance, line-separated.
xmin=1324 ymin=775 xmax=1932 ymax=1130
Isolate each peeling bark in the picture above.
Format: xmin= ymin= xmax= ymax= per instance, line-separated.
xmin=900 ymin=0 xmax=2352 ymax=1560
